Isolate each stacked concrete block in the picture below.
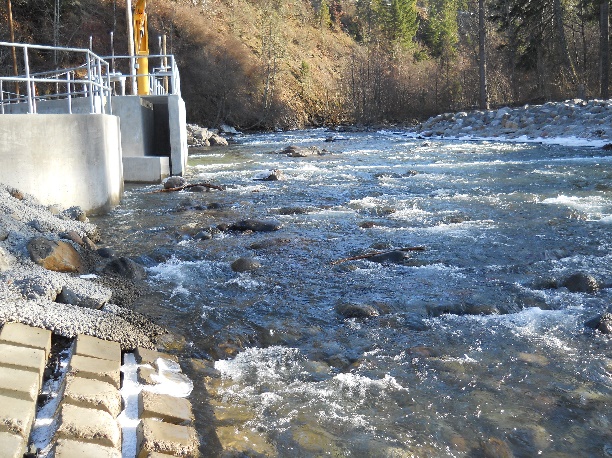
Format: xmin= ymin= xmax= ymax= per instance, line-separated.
xmin=53 ymin=334 xmax=123 ymax=457
xmin=0 ymin=324 xmax=202 ymax=457
xmin=0 ymin=322 xmax=51 ymax=457
xmin=134 ymin=347 xmax=199 ymax=457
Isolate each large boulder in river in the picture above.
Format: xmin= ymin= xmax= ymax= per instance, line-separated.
xmin=563 ymin=272 xmax=600 ymax=293
xmin=0 ymin=247 xmax=11 ymax=272
xmin=27 ymin=237 xmax=84 ymax=273
xmin=228 ymin=220 xmax=282 ymax=232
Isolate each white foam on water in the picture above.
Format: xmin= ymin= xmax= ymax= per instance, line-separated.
xmin=540 ymin=194 xmax=611 ymax=219
xmin=118 ymin=353 xmax=140 ymax=458
xmin=148 ymin=257 xmax=224 ymax=298
xmin=30 ymin=347 xmax=73 ymax=456
xmin=226 ymin=274 xmax=263 ymax=289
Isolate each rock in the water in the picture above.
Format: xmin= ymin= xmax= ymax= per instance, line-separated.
xmin=164 ymin=176 xmax=187 ymax=189
xmin=209 ymin=134 xmax=229 ymax=146
xmin=481 ymin=437 xmax=514 ymax=458
xmin=563 ymin=272 xmax=600 ymax=293
xmin=254 ymin=169 xmax=284 ymax=181
xmin=367 ymin=250 xmax=411 ymax=264
xmin=282 ymin=145 xmax=324 ymax=157
xmin=585 ymin=312 xmax=612 ymax=334
xmin=229 ymin=220 xmax=282 ymax=232
xmin=0 ymin=227 xmax=8 ymax=241
xmin=335 ymin=302 xmax=380 ymax=319
xmin=27 ymin=237 xmax=84 ymax=273
xmin=103 ymin=257 xmax=147 ymax=280
xmin=231 ymin=257 xmax=262 ymax=273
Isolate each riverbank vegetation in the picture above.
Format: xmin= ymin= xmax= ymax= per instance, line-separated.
xmin=2 ymin=0 xmax=611 ymax=129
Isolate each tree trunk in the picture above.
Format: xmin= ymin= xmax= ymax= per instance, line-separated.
xmin=553 ymin=0 xmax=578 ymax=88
xmin=478 ymin=0 xmax=489 ymax=109
xmin=601 ymin=1 xmax=610 ymax=99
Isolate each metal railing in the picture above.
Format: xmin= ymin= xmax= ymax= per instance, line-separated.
xmin=103 ymin=54 xmax=182 ymax=97
xmin=0 ymin=42 xmax=182 ymax=115
xmin=0 ymin=41 xmax=112 ymax=114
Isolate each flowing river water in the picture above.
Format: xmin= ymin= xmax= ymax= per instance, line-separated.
xmin=93 ymin=130 xmax=612 ymax=457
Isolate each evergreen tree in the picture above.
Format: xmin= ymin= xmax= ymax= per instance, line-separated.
xmin=388 ymin=0 xmax=418 ymax=48
xmin=424 ymin=0 xmax=460 ymax=59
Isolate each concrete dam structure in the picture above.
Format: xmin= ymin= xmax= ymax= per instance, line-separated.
xmin=0 ymin=41 xmax=188 ymax=214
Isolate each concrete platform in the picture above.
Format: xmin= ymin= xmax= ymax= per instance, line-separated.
xmin=123 ymin=156 xmax=170 ymax=183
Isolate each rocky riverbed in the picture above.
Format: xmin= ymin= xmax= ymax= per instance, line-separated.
xmin=0 ymin=184 xmax=164 ymax=350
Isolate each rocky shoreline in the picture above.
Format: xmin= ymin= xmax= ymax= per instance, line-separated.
xmin=0 ymin=184 xmax=164 ymax=350
xmin=414 ymin=99 xmax=612 ymax=146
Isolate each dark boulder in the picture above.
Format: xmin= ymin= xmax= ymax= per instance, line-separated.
xmin=585 ymin=312 xmax=612 ymax=334
xmin=367 ymin=250 xmax=411 ymax=264
xmin=103 ymin=257 xmax=147 ymax=280
xmin=164 ymin=176 xmax=186 ymax=189
xmin=254 ymin=170 xmax=284 ymax=181
xmin=335 ymin=302 xmax=380 ymax=319
xmin=229 ymin=220 xmax=282 ymax=232
xmin=231 ymin=257 xmax=262 ymax=273
xmin=563 ymin=272 xmax=600 ymax=293
xmin=282 ymin=145 xmax=324 ymax=157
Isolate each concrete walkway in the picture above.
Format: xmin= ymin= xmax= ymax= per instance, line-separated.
xmin=0 ymin=322 xmax=200 ymax=457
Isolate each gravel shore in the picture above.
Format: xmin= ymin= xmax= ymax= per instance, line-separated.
xmin=0 ymin=184 xmax=162 ymax=350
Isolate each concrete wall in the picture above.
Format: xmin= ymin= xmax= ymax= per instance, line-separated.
xmin=167 ymin=95 xmax=188 ymax=176
xmin=111 ymin=96 xmax=155 ymax=157
xmin=0 ymin=114 xmax=123 ymax=215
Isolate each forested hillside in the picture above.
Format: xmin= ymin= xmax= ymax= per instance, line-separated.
xmin=1 ymin=0 xmax=610 ymax=130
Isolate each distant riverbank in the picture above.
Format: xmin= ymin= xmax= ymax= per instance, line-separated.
xmin=413 ymin=99 xmax=612 ymax=148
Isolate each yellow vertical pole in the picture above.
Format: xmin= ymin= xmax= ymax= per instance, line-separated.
xmin=134 ymin=0 xmax=150 ymax=95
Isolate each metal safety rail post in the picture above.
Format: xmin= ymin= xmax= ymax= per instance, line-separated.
xmin=100 ymin=54 xmax=182 ymax=97
xmin=0 ymin=41 xmax=112 ymax=115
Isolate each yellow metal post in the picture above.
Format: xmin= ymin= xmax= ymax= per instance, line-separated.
xmin=134 ymin=0 xmax=149 ymax=95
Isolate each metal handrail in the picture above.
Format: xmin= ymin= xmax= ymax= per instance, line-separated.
xmin=0 ymin=41 xmax=112 ymax=114
xmin=0 ymin=42 xmax=182 ymax=115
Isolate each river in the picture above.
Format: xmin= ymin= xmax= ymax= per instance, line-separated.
xmin=93 ymin=129 xmax=612 ymax=457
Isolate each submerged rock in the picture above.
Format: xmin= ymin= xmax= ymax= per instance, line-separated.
xmin=335 ymin=302 xmax=380 ymax=319
xmin=367 ymin=250 xmax=411 ymax=264
xmin=426 ymin=303 xmax=499 ymax=317
xmin=585 ymin=312 xmax=612 ymax=334
xmin=228 ymin=220 xmax=282 ymax=232
xmin=231 ymin=258 xmax=261 ymax=273
xmin=254 ymin=169 xmax=284 ymax=181
xmin=563 ymin=272 xmax=600 ymax=293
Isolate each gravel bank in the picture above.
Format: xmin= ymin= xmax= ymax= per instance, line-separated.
xmin=0 ymin=184 xmax=163 ymax=350
xmin=416 ymin=99 xmax=612 ymax=147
